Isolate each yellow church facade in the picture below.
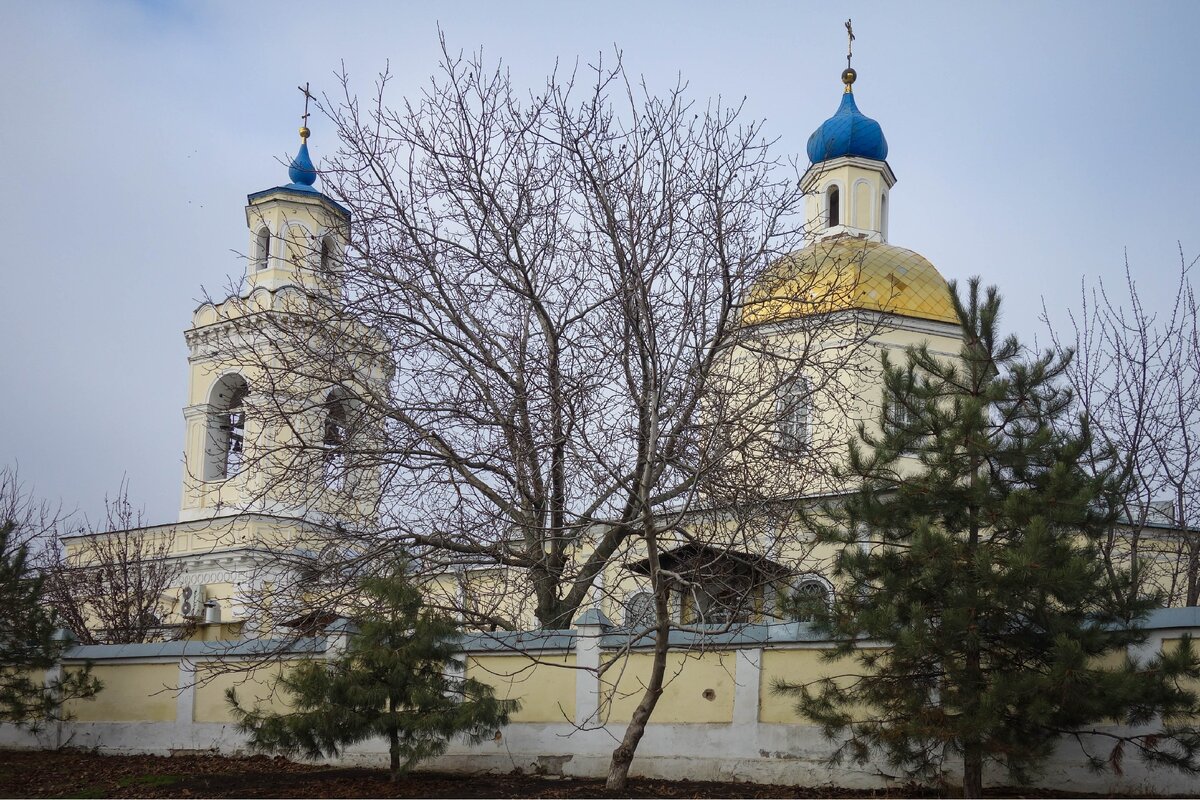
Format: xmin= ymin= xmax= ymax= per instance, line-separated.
xmin=58 ymin=61 xmax=1190 ymax=645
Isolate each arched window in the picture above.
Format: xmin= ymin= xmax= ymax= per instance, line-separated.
xmin=255 ymin=227 xmax=271 ymax=271
xmin=826 ymin=185 xmax=840 ymax=228
xmin=776 ymin=378 xmax=809 ymax=452
xmin=323 ymin=389 xmax=350 ymax=491
xmin=880 ymin=192 xmax=888 ymax=240
xmin=790 ymin=577 xmax=833 ymax=623
xmin=624 ymin=591 xmax=654 ymax=628
xmin=205 ymin=374 xmax=249 ymax=480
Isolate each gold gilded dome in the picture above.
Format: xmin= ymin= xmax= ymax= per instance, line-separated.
xmin=742 ymin=237 xmax=958 ymax=326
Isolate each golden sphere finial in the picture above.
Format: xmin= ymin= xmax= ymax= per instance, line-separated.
xmin=299 ymin=126 xmax=310 ymax=141
xmin=842 ymin=68 xmax=857 ymax=88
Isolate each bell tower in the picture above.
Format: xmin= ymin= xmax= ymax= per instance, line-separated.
xmin=178 ymin=113 xmax=380 ymax=526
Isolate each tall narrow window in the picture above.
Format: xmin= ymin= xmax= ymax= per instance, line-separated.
xmin=205 ymin=374 xmax=249 ymax=480
xmin=827 ymin=185 xmax=840 ymax=228
xmin=323 ymin=390 xmax=350 ymax=491
xmin=887 ymin=392 xmax=927 ymax=453
xmin=255 ymin=227 xmax=271 ymax=271
xmin=319 ymin=236 xmax=333 ymax=273
xmin=880 ymin=192 xmax=888 ymax=239
xmin=776 ymin=378 xmax=810 ymax=452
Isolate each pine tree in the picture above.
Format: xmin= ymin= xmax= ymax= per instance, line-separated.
xmin=776 ymin=279 xmax=1200 ymax=797
xmin=0 ymin=521 xmax=101 ymax=729
xmin=228 ymin=565 xmax=518 ymax=781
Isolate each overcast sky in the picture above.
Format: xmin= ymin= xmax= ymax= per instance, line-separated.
xmin=2 ymin=1 xmax=1198 ymax=525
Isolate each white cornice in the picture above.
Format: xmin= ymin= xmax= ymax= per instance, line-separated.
xmin=801 ymin=156 xmax=897 ymax=190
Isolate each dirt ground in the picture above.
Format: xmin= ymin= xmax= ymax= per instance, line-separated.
xmin=0 ymin=749 xmax=1153 ymax=799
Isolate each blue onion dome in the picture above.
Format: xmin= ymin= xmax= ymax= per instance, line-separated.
xmin=285 ymin=126 xmax=318 ymax=192
xmin=806 ymin=69 xmax=888 ymax=164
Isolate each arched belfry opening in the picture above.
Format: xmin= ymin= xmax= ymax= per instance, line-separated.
xmin=205 ymin=374 xmax=250 ymax=481
xmin=322 ymin=388 xmax=352 ymax=491
xmin=826 ymin=185 xmax=840 ymax=228
xmin=255 ymin=227 xmax=271 ymax=271
xmin=319 ymin=235 xmax=334 ymax=273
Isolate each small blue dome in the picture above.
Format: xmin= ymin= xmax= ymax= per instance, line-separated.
xmin=806 ymin=90 xmax=888 ymax=164
xmin=285 ymin=141 xmax=318 ymax=192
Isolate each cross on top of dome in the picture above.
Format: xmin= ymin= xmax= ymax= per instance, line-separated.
xmin=805 ymin=21 xmax=889 ymax=165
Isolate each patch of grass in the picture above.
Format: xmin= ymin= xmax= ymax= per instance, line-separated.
xmin=62 ymin=786 xmax=107 ymax=799
xmin=115 ymin=774 xmax=180 ymax=788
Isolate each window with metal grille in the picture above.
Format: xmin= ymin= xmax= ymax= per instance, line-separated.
xmin=776 ymin=379 xmax=810 ymax=452
xmin=791 ymin=579 xmax=832 ymax=623
xmin=624 ymin=591 xmax=654 ymax=628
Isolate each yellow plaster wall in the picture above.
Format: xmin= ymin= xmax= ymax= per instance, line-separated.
xmin=600 ymin=651 xmax=735 ymax=724
xmin=1089 ymin=647 xmax=1129 ymax=671
xmin=67 ymin=663 xmax=177 ymax=723
xmin=758 ymin=647 xmax=881 ymax=724
xmin=466 ymin=653 xmax=577 ymax=723
xmin=1162 ymin=638 xmax=1200 ymax=723
xmin=193 ymin=662 xmax=296 ymax=723
xmin=759 ymin=648 xmax=822 ymax=724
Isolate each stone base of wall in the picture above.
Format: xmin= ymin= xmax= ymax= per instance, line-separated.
xmin=1 ymin=719 xmax=1191 ymax=796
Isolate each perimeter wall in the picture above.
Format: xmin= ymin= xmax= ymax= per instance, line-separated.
xmin=3 ymin=608 xmax=1199 ymax=794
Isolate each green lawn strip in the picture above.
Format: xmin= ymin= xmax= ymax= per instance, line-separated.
xmin=60 ymin=787 xmax=106 ymax=799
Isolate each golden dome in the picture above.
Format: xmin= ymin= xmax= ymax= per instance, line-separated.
xmin=742 ymin=237 xmax=958 ymax=326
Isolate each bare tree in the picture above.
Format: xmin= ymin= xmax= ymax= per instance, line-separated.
xmin=208 ymin=42 xmax=882 ymax=788
xmin=41 ymin=483 xmax=185 ymax=645
xmin=0 ymin=467 xmax=103 ymax=732
xmin=1047 ymin=247 xmax=1200 ymax=606
xmin=0 ymin=465 xmax=61 ymax=555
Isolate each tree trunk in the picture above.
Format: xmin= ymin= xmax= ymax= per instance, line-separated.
xmin=962 ymin=449 xmax=984 ymax=799
xmin=605 ymin=585 xmax=671 ymax=791
xmin=388 ymin=711 xmax=401 ymax=782
xmin=1186 ymin=537 xmax=1200 ymax=607
xmin=963 ymin=740 xmax=983 ymax=799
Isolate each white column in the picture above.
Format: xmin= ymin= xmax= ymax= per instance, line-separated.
xmin=175 ymin=659 xmax=196 ymax=744
xmin=733 ymin=647 xmax=763 ymax=727
xmin=573 ymin=609 xmax=612 ymax=727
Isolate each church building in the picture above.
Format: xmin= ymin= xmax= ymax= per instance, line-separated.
xmin=59 ymin=55 xmax=1187 ymax=644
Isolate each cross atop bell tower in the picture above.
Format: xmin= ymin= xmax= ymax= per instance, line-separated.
xmin=298 ymin=81 xmax=314 ymax=138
